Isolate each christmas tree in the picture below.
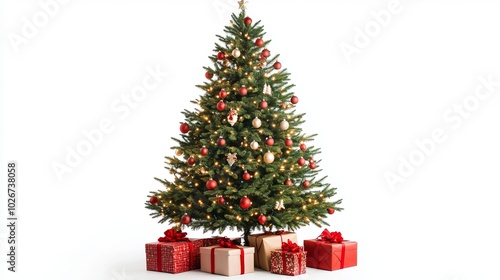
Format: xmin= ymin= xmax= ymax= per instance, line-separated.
xmin=146 ymin=5 xmax=342 ymax=245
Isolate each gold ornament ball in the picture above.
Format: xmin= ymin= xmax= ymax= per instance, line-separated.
xmin=252 ymin=117 xmax=262 ymax=128
xmin=232 ymin=48 xmax=241 ymax=58
xmin=264 ymin=151 xmax=275 ymax=164
xmin=250 ymin=140 xmax=259 ymax=150
xmin=280 ymin=120 xmax=289 ymax=130
xmin=175 ymin=149 xmax=183 ymax=156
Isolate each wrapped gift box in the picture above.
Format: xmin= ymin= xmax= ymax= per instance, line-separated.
xmin=200 ymin=245 xmax=255 ymax=276
xmin=270 ymin=249 xmax=307 ymax=276
xmin=145 ymin=239 xmax=204 ymax=273
xmin=303 ymin=239 xmax=357 ymax=271
xmin=248 ymin=231 xmax=297 ymax=271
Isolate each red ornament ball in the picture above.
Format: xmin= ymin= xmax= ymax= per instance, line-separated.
xmin=260 ymin=100 xmax=268 ymax=109
xmin=181 ymin=213 xmax=191 ymax=224
xmin=284 ymin=179 xmax=293 ymax=186
xmin=205 ymin=71 xmax=214 ymax=79
xmin=217 ymin=52 xmax=225 ymax=60
xmin=258 ymin=214 xmax=267 ymax=225
xmin=239 ymin=86 xmax=247 ymax=96
xmin=217 ymin=137 xmax=226 ymax=147
xmin=255 ymin=38 xmax=264 ymax=47
xmin=187 ymin=157 xmax=195 ymax=166
xmin=285 ymin=138 xmax=293 ymax=147
xmin=327 ymin=208 xmax=335 ymax=215
xmin=262 ymin=49 xmax=270 ymax=57
xmin=217 ymin=100 xmax=226 ymax=111
xmin=240 ymin=196 xmax=251 ymax=209
xmin=219 ymin=89 xmax=228 ymax=99
xmin=300 ymin=143 xmax=307 ymax=151
xmin=302 ymin=180 xmax=310 ymax=188
xmin=200 ymin=146 xmax=209 ymax=156
xmin=244 ymin=16 xmax=252 ymax=25
xmin=266 ymin=137 xmax=274 ymax=146
xmin=149 ymin=196 xmax=159 ymax=205
xmin=309 ymin=161 xmax=317 ymax=169
xmin=180 ymin=123 xmax=189 ymax=134
xmin=297 ymin=157 xmax=306 ymax=166
xmin=242 ymin=171 xmax=251 ymax=181
xmin=273 ymin=61 xmax=282 ymax=70
xmin=217 ymin=196 xmax=225 ymax=205
xmin=291 ymin=96 xmax=299 ymax=104
xmin=206 ymin=179 xmax=217 ymax=190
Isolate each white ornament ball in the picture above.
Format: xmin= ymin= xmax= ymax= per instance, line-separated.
xmin=280 ymin=120 xmax=289 ymax=130
xmin=232 ymin=48 xmax=241 ymax=58
xmin=264 ymin=151 xmax=275 ymax=164
xmin=250 ymin=140 xmax=259 ymax=150
xmin=252 ymin=117 xmax=262 ymax=128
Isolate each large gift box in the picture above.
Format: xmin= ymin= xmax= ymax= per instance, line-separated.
xmin=270 ymin=239 xmax=307 ymax=276
xmin=304 ymin=229 xmax=357 ymax=271
xmin=248 ymin=231 xmax=297 ymax=271
xmin=200 ymin=239 xmax=255 ymax=276
xmin=145 ymin=228 xmax=207 ymax=273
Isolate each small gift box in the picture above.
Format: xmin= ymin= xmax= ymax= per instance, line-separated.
xmin=304 ymin=229 xmax=357 ymax=271
xmin=145 ymin=228 xmax=204 ymax=274
xmin=200 ymin=238 xmax=255 ymax=276
xmin=248 ymin=231 xmax=297 ymax=271
xmin=271 ymin=239 xmax=307 ymax=276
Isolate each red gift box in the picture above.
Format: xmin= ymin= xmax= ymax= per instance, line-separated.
xmin=145 ymin=228 xmax=204 ymax=274
xmin=304 ymin=229 xmax=357 ymax=271
xmin=145 ymin=240 xmax=203 ymax=273
xmin=270 ymin=240 xmax=307 ymax=276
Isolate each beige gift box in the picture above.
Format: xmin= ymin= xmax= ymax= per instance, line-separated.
xmin=200 ymin=245 xmax=255 ymax=276
xmin=248 ymin=232 xmax=298 ymax=271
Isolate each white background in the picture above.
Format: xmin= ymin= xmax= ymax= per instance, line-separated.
xmin=1 ymin=0 xmax=500 ymax=279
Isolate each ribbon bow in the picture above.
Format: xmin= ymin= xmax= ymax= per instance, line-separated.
xmin=263 ymin=230 xmax=286 ymax=235
xmin=218 ymin=237 xmax=239 ymax=248
xmin=281 ymin=239 xmax=301 ymax=253
xmin=158 ymin=227 xmax=189 ymax=243
xmin=318 ymin=229 xmax=343 ymax=243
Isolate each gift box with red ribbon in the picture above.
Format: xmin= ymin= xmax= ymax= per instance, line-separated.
xmin=248 ymin=231 xmax=297 ymax=271
xmin=303 ymin=229 xmax=357 ymax=271
xmin=200 ymin=238 xmax=255 ymax=276
xmin=145 ymin=228 xmax=205 ymax=274
xmin=270 ymin=239 xmax=307 ymax=276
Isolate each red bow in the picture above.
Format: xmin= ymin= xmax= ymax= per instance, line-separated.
xmin=158 ymin=227 xmax=189 ymax=242
xmin=281 ymin=239 xmax=301 ymax=253
xmin=318 ymin=229 xmax=343 ymax=243
xmin=219 ymin=237 xmax=239 ymax=248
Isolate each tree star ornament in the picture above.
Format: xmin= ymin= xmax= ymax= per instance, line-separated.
xmin=227 ymin=108 xmax=238 ymax=126
xmin=238 ymin=0 xmax=247 ymax=10
xmin=227 ymin=153 xmax=238 ymax=167
xmin=275 ymin=199 xmax=285 ymax=211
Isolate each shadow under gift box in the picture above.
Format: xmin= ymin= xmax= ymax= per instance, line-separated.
xmin=248 ymin=232 xmax=298 ymax=271
xmin=303 ymin=240 xmax=357 ymax=271
xmin=200 ymin=245 xmax=255 ymax=276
